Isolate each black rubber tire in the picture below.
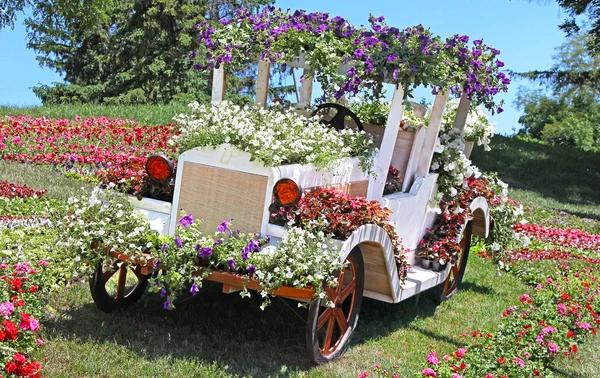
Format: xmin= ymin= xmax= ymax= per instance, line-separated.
xmin=306 ymin=247 xmax=364 ymax=365
xmin=90 ymin=262 xmax=149 ymax=313
xmin=435 ymin=222 xmax=473 ymax=302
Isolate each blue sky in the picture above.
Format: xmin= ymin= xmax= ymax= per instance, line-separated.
xmin=0 ymin=0 xmax=566 ymax=134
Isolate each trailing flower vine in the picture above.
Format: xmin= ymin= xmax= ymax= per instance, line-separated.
xmin=194 ymin=8 xmax=509 ymax=112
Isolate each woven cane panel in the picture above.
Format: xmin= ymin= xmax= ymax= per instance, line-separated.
xmin=178 ymin=163 xmax=268 ymax=234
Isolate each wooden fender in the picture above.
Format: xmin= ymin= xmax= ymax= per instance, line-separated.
xmin=469 ymin=196 xmax=490 ymax=238
xmin=338 ymin=224 xmax=402 ymax=304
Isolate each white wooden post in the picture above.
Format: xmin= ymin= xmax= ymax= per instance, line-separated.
xmin=463 ymin=142 xmax=474 ymax=158
xmin=300 ymin=69 xmax=314 ymax=107
xmin=402 ymin=126 xmax=427 ymax=193
xmin=367 ymin=85 xmax=404 ymax=202
xmin=255 ymin=60 xmax=270 ymax=109
xmin=452 ymin=92 xmax=476 ymax=158
xmin=453 ymin=92 xmax=471 ymax=134
xmin=211 ymin=66 xmax=226 ymax=102
xmin=416 ymin=92 xmax=449 ymax=176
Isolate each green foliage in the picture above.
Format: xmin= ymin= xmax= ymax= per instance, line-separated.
xmin=0 ymin=103 xmax=187 ymax=126
xmin=515 ymin=33 xmax=600 ymax=151
xmin=24 ymin=0 xmax=273 ymax=105
xmin=0 ymin=0 xmax=27 ymax=29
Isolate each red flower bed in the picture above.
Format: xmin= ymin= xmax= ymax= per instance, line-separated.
xmin=0 ymin=182 xmax=47 ymax=199
xmin=514 ymin=223 xmax=600 ymax=253
xmin=0 ymin=115 xmax=180 ymax=192
xmin=1 ymin=261 xmax=47 ymax=377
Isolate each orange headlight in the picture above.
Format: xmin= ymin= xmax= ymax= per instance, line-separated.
xmin=273 ymin=178 xmax=302 ymax=206
xmin=145 ymin=154 xmax=173 ymax=181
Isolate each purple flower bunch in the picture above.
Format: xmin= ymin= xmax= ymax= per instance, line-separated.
xmin=193 ymin=7 xmax=509 ymax=113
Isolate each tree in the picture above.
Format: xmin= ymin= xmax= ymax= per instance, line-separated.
xmin=12 ymin=0 xmax=272 ymax=104
xmin=515 ymin=33 xmax=600 ymax=151
xmin=0 ymin=0 xmax=27 ymax=29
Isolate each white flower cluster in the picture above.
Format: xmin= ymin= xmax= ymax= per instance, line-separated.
xmin=431 ymin=129 xmax=481 ymax=198
xmin=248 ymin=226 xmax=344 ymax=308
xmin=172 ymin=101 xmax=376 ymax=172
xmin=58 ymin=188 xmax=156 ymax=271
xmin=446 ymin=99 xmax=495 ymax=150
xmin=428 ymin=98 xmax=496 ymax=151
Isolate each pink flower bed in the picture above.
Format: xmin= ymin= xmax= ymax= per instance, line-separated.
xmin=514 ymin=223 xmax=600 ymax=253
xmin=362 ymin=220 xmax=600 ymax=377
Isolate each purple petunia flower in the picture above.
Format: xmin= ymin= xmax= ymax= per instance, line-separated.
xmin=159 ymin=288 xmax=167 ymax=297
xmin=247 ymin=265 xmax=256 ymax=277
xmin=228 ymin=258 xmax=236 ymax=270
xmin=161 ymin=243 xmax=168 ymax=253
xmin=496 ymin=59 xmax=505 ymax=67
xmin=353 ymin=48 xmax=365 ymax=59
xmin=198 ymin=247 xmax=213 ymax=259
xmin=153 ymin=258 xmax=161 ymax=268
xmin=217 ymin=220 xmax=229 ymax=233
xmin=179 ymin=214 xmax=194 ymax=228
xmin=213 ymin=238 xmax=223 ymax=246
xmin=175 ymin=237 xmax=183 ymax=249
xmin=190 ymin=281 xmax=200 ymax=295
xmin=163 ymin=299 xmax=173 ymax=310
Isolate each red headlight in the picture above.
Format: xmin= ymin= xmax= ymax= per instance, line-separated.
xmin=273 ymin=178 xmax=302 ymax=206
xmin=146 ymin=154 xmax=173 ymax=181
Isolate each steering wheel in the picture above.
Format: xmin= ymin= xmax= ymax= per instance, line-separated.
xmin=311 ymin=103 xmax=365 ymax=132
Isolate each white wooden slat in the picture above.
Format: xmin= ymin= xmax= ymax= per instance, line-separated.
xmin=300 ymin=69 xmax=314 ymax=107
xmin=255 ymin=60 xmax=270 ymax=108
xmin=291 ymin=67 xmax=301 ymax=103
xmin=452 ymin=92 xmax=471 ymax=134
xmin=367 ymin=85 xmax=405 ymax=202
xmin=416 ymin=92 xmax=449 ymax=176
xmin=211 ymin=66 xmax=226 ymax=102
xmin=401 ymin=126 xmax=427 ymax=193
xmin=463 ymin=141 xmax=474 ymax=158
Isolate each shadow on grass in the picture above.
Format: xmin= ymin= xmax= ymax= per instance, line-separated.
xmin=44 ymin=282 xmax=443 ymax=377
xmin=460 ymin=281 xmax=495 ymax=296
xmin=550 ymin=367 xmax=587 ymax=378
xmin=471 ymin=135 xmax=600 ymax=219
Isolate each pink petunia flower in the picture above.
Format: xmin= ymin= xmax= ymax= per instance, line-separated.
xmin=427 ymin=351 xmax=439 ymax=365
xmin=29 ymin=317 xmax=40 ymax=332
xmin=0 ymin=302 xmax=14 ymax=317
xmin=422 ymin=368 xmax=437 ymax=377
xmin=512 ymin=357 xmax=525 ymax=368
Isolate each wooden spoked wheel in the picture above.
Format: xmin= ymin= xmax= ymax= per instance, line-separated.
xmin=306 ymin=248 xmax=364 ymax=365
xmin=436 ymin=221 xmax=473 ymax=302
xmin=90 ymin=261 xmax=149 ymax=313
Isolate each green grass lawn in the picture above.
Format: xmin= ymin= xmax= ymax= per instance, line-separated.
xmin=34 ymin=251 xmax=527 ymax=378
xmin=2 ymin=108 xmax=600 ymax=377
xmin=0 ymin=104 xmax=187 ymax=126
